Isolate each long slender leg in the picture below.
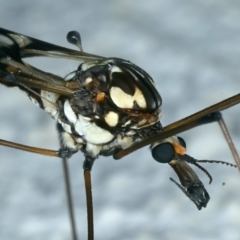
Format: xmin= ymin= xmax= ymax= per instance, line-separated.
xmin=83 ymin=156 xmax=95 ymax=240
xmin=0 ymin=139 xmax=59 ymax=156
xmin=62 ymin=158 xmax=78 ymax=240
xmin=217 ymin=115 xmax=240 ymax=169
xmin=57 ymin=123 xmax=78 ymax=240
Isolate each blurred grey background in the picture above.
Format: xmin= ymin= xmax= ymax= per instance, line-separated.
xmin=0 ymin=1 xmax=240 ymax=240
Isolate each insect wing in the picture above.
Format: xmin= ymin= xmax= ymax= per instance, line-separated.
xmin=0 ymin=28 xmax=86 ymax=96
xmin=0 ymin=27 xmax=104 ymax=61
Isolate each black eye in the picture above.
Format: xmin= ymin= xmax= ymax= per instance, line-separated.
xmin=177 ymin=136 xmax=186 ymax=148
xmin=152 ymin=142 xmax=175 ymax=163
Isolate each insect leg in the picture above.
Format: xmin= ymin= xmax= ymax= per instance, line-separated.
xmin=217 ymin=113 xmax=240 ymax=169
xmin=83 ymin=156 xmax=95 ymax=240
xmin=57 ymin=123 xmax=78 ymax=240
xmin=0 ymin=138 xmax=59 ymax=157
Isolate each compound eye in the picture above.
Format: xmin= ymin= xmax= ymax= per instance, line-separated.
xmin=177 ymin=136 xmax=186 ymax=148
xmin=152 ymin=142 xmax=175 ymax=163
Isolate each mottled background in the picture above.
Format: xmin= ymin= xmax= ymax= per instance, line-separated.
xmin=0 ymin=1 xmax=240 ymax=240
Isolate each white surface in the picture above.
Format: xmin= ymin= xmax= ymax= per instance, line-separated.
xmin=0 ymin=1 xmax=240 ymax=240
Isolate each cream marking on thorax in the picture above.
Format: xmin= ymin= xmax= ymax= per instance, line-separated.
xmin=104 ymin=111 xmax=119 ymax=127
xmin=75 ymin=115 xmax=114 ymax=144
xmin=110 ymin=86 xmax=146 ymax=109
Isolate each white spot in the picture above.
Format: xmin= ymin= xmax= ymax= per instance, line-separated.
xmin=104 ymin=111 xmax=119 ymax=127
xmin=85 ymin=77 xmax=92 ymax=85
xmin=75 ymin=114 xmax=114 ymax=144
xmin=110 ymin=86 xmax=146 ymax=109
xmin=64 ymin=100 xmax=77 ymax=124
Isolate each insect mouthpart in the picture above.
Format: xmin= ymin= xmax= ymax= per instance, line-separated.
xmin=151 ymin=135 xmax=237 ymax=210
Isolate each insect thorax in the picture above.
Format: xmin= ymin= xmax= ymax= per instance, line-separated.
xmin=40 ymin=58 xmax=163 ymax=158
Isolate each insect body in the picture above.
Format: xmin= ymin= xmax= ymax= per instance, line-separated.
xmin=0 ymin=28 xmax=239 ymax=239
xmin=48 ymin=57 xmax=162 ymax=165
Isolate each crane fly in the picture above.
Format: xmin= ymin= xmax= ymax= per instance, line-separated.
xmin=0 ymin=27 xmax=239 ymax=240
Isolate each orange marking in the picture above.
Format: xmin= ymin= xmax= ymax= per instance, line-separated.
xmin=96 ymin=92 xmax=105 ymax=102
xmin=173 ymin=142 xmax=186 ymax=155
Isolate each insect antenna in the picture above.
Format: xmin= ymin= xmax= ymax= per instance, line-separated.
xmin=196 ymin=159 xmax=237 ymax=168
xmin=178 ymin=154 xmax=237 ymax=184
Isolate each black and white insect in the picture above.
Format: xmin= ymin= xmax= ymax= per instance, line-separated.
xmin=0 ymin=28 xmax=239 ymax=240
